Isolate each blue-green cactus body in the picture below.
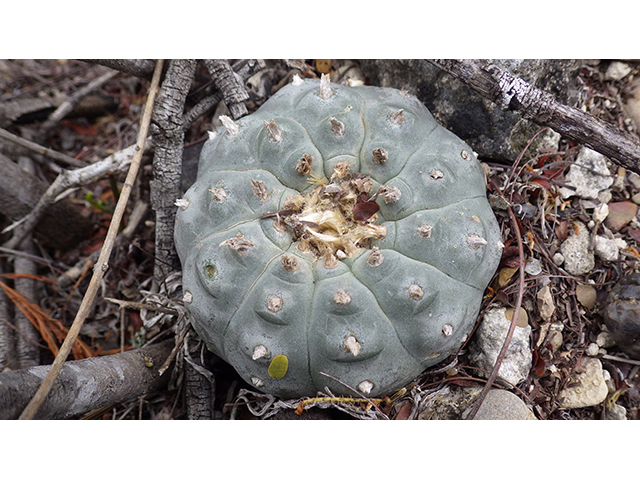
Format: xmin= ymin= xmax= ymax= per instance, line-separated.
xmin=174 ymin=77 xmax=502 ymax=398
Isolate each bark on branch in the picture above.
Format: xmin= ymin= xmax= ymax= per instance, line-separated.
xmin=0 ymin=339 xmax=173 ymax=419
xmin=203 ymin=59 xmax=249 ymax=119
xmin=150 ymin=59 xmax=197 ymax=280
xmin=426 ymin=59 xmax=640 ymax=175
xmin=85 ymin=59 xmax=157 ymax=80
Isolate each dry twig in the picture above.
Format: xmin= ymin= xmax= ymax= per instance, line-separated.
xmin=3 ymin=141 xmax=149 ymax=250
xmin=85 ymin=59 xmax=157 ymax=80
xmin=17 ymin=59 xmax=165 ymax=420
xmin=0 ymin=127 xmax=86 ymax=168
xmin=40 ymin=68 xmax=119 ymax=131
xmin=466 ymin=184 xmax=527 ymax=420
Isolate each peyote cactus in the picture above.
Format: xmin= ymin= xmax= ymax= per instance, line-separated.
xmin=174 ymin=75 xmax=503 ymax=399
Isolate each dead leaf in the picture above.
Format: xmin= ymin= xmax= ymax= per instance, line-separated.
xmin=393 ymin=401 xmax=412 ymax=420
xmin=505 ymin=307 xmax=529 ymax=327
xmin=531 ymin=349 xmax=546 ymax=377
xmin=494 ymin=266 xmax=518 ymax=289
xmin=536 ymin=284 xmax=555 ymax=321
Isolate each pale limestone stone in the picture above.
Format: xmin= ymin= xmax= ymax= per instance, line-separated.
xmin=559 ymin=221 xmax=595 ymax=275
xmin=558 ymin=357 xmax=608 ymax=409
xmin=559 ymin=148 xmax=613 ymax=200
xmin=463 ymin=389 xmax=537 ymax=420
xmin=469 ymin=308 xmax=532 ymax=386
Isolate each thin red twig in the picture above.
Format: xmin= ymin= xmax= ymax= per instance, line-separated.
xmin=466 ymin=181 xmax=526 ymax=419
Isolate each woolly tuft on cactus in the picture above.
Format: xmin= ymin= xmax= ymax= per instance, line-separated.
xmin=174 ymin=75 xmax=503 ymax=398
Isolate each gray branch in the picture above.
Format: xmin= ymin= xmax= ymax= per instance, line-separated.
xmin=84 ymin=59 xmax=157 ymax=79
xmin=150 ymin=59 xmax=197 ymax=280
xmin=203 ymin=59 xmax=249 ymax=119
xmin=3 ymin=143 xmax=142 ymax=251
xmin=0 ymin=339 xmax=173 ymax=419
xmin=425 ymin=59 xmax=640 ymax=175
xmin=41 ymin=69 xmax=119 ymax=131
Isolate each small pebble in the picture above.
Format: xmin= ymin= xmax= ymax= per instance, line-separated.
xmin=558 ymin=358 xmax=608 ymax=408
xmin=629 ymin=172 xmax=640 ymax=190
xmin=605 ymin=403 xmax=628 ymax=420
xmin=593 ymin=203 xmax=609 ymax=223
xmin=463 ymin=389 xmax=537 ymax=420
xmin=596 ymin=331 xmax=615 ymax=349
xmin=576 ymin=284 xmax=597 ymax=309
xmin=536 ymin=285 xmax=555 ymax=321
xmin=594 ymin=235 xmax=619 ymax=261
xmin=560 ymin=221 xmax=595 ymax=275
xmin=559 ymin=148 xmax=613 ymax=200
xmin=469 ymin=308 xmax=532 ymax=386
xmin=553 ymin=252 xmax=564 ymax=266
xmin=505 ymin=307 xmax=529 ymax=327
xmin=586 ymin=343 xmax=599 ymax=356
xmin=547 ymin=323 xmax=564 ymax=352
xmin=604 ymin=61 xmax=632 ymax=81
xmin=525 ymin=258 xmax=542 ymax=276
xmin=604 ymin=201 xmax=637 ymax=233
xmin=602 ymin=273 xmax=640 ymax=359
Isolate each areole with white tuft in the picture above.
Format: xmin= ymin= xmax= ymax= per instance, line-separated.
xmin=329 ymin=117 xmax=345 ymax=136
xmin=318 ymin=73 xmax=333 ymax=99
xmin=220 ymin=115 xmax=239 ymax=136
xmin=264 ymin=119 xmax=282 ymax=142
xmin=389 ymin=109 xmax=405 ymax=125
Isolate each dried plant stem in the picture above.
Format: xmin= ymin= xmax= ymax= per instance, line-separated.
xmin=85 ymin=59 xmax=157 ymax=80
xmin=3 ymin=140 xmax=147 ymax=250
xmin=41 ymin=69 xmax=119 ymax=131
xmin=18 ymin=59 xmax=165 ymax=420
xmin=0 ymin=127 xmax=86 ymax=168
xmin=466 ymin=197 xmax=526 ymax=420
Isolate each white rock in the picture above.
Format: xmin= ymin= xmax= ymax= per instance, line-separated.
xmin=605 ymin=403 xmax=628 ymax=420
xmin=559 ymin=148 xmax=613 ymax=200
xmin=596 ymin=331 xmax=616 ymax=348
xmin=615 ymin=237 xmax=628 ymax=250
xmin=558 ymin=357 xmax=608 ymax=409
xmin=586 ymin=342 xmax=600 ymax=356
xmin=594 ymin=235 xmax=619 ymax=261
xmin=604 ymin=61 xmax=632 ymax=81
xmin=469 ymin=307 xmax=532 ymax=386
xmin=559 ymin=221 xmax=595 ymax=275
xmin=598 ymin=190 xmax=613 ymax=204
xmin=525 ymin=258 xmax=542 ymax=276
xmin=593 ymin=203 xmax=609 ymax=223
xmin=628 ymin=172 xmax=640 ymax=190
xmin=552 ymin=252 xmax=565 ymax=266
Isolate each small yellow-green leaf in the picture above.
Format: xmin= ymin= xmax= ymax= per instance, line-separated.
xmin=268 ymin=355 xmax=288 ymax=379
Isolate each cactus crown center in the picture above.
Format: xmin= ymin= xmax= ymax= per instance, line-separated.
xmin=276 ymin=166 xmax=387 ymax=267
